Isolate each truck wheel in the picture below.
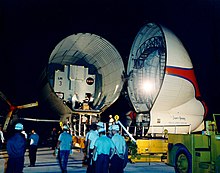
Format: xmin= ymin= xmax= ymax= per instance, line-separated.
xmin=175 ymin=146 xmax=192 ymax=173
xmin=216 ymin=155 xmax=220 ymax=173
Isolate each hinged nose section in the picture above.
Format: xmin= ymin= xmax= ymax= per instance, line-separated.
xmin=127 ymin=22 xmax=206 ymax=135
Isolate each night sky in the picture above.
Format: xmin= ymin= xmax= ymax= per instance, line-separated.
xmin=0 ymin=0 xmax=220 ymax=121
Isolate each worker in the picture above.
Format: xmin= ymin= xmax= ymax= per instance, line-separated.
xmin=28 ymin=129 xmax=39 ymax=167
xmin=6 ymin=123 xmax=26 ymax=173
xmin=86 ymin=123 xmax=99 ymax=173
xmin=107 ymin=125 xmax=113 ymax=138
xmin=109 ymin=124 xmax=127 ymax=173
xmin=71 ymin=92 xmax=80 ymax=109
xmin=109 ymin=115 xmax=114 ymax=126
xmin=83 ymin=94 xmax=90 ymax=103
xmin=50 ymin=127 xmax=58 ymax=152
xmin=96 ymin=121 xmax=104 ymax=130
xmin=57 ymin=125 xmax=73 ymax=173
xmin=0 ymin=126 xmax=5 ymax=150
xmin=93 ymin=127 xmax=115 ymax=173
xmin=88 ymin=93 xmax=94 ymax=109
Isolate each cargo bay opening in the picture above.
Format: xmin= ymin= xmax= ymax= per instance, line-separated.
xmin=39 ymin=33 xmax=125 ymax=136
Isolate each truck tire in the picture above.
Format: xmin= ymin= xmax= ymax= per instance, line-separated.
xmin=216 ymin=155 xmax=220 ymax=173
xmin=175 ymin=146 xmax=192 ymax=173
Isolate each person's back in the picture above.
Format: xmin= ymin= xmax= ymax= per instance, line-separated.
xmin=86 ymin=123 xmax=98 ymax=173
xmin=95 ymin=135 xmax=114 ymax=155
xmin=93 ymin=128 xmax=115 ymax=173
xmin=51 ymin=128 xmax=58 ymax=151
xmin=88 ymin=130 xmax=98 ymax=149
xmin=6 ymin=123 xmax=26 ymax=173
xmin=59 ymin=131 xmax=72 ymax=150
xmin=109 ymin=125 xmax=127 ymax=173
xmin=7 ymin=132 xmax=26 ymax=158
xmin=29 ymin=130 xmax=39 ymax=167
xmin=111 ymin=133 xmax=126 ymax=156
xmin=57 ymin=125 xmax=73 ymax=173
xmin=30 ymin=131 xmax=39 ymax=146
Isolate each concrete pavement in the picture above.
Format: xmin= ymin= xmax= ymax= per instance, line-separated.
xmin=0 ymin=147 xmax=175 ymax=173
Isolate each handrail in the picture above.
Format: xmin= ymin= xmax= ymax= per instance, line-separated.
xmin=71 ymin=123 xmax=192 ymax=139
xmin=116 ymin=121 xmax=136 ymax=143
xmin=149 ymin=124 xmax=192 ymax=134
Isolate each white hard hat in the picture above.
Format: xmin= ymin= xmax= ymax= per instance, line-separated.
xmin=15 ymin=123 xmax=23 ymax=130
xmin=108 ymin=125 xmax=112 ymax=131
xmin=63 ymin=125 xmax=69 ymax=130
xmin=98 ymin=128 xmax=105 ymax=133
xmin=96 ymin=122 xmax=104 ymax=128
xmin=112 ymin=124 xmax=119 ymax=131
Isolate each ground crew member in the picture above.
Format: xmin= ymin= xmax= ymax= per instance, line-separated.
xmin=0 ymin=126 xmax=5 ymax=150
xmin=50 ymin=127 xmax=58 ymax=152
xmin=86 ymin=123 xmax=99 ymax=173
xmin=96 ymin=122 xmax=104 ymax=130
xmin=57 ymin=125 xmax=73 ymax=173
xmin=107 ymin=125 xmax=113 ymax=138
xmin=28 ymin=129 xmax=39 ymax=167
xmin=93 ymin=127 xmax=115 ymax=173
xmin=109 ymin=115 xmax=114 ymax=126
xmin=6 ymin=123 xmax=26 ymax=173
xmin=109 ymin=124 xmax=126 ymax=173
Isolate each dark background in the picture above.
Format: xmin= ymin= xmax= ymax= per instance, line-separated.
xmin=0 ymin=0 xmax=220 ymax=126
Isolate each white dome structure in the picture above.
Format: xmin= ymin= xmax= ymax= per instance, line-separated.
xmin=127 ymin=23 xmax=207 ymax=134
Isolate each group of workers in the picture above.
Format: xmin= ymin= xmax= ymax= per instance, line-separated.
xmin=3 ymin=119 xmax=127 ymax=173
xmin=5 ymin=122 xmax=72 ymax=173
xmin=85 ymin=121 xmax=127 ymax=173
xmin=53 ymin=117 xmax=127 ymax=173
xmin=71 ymin=92 xmax=94 ymax=110
xmin=5 ymin=123 xmax=40 ymax=173
xmin=55 ymin=120 xmax=128 ymax=173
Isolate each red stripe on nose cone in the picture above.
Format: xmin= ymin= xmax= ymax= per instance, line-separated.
xmin=166 ymin=66 xmax=208 ymax=118
xmin=166 ymin=66 xmax=201 ymax=98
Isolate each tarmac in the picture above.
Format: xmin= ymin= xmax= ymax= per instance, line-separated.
xmin=0 ymin=147 xmax=175 ymax=173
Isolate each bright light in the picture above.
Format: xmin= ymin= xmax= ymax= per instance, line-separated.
xmin=142 ymin=81 xmax=154 ymax=93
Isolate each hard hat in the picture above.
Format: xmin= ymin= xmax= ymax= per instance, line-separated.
xmin=63 ymin=125 xmax=69 ymax=130
xmin=98 ymin=128 xmax=105 ymax=133
xmin=96 ymin=122 xmax=104 ymax=128
xmin=112 ymin=124 xmax=119 ymax=131
xmin=15 ymin=123 xmax=23 ymax=130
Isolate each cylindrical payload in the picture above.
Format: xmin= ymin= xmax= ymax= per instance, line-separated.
xmin=127 ymin=23 xmax=207 ymax=134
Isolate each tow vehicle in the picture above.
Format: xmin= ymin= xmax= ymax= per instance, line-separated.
xmin=119 ymin=114 xmax=220 ymax=173
xmin=166 ymin=114 xmax=220 ymax=173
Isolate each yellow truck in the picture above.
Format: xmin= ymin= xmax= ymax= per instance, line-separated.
xmin=127 ymin=114 xmax=220 ymax=173
xmin=166 ymin=114 xmax=220 ymax=173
